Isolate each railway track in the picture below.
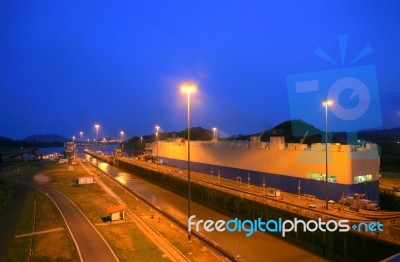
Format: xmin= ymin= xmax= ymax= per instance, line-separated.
xmin=131 ymin=158 xmax=400 ymax=222
xmin=88 ymin=153 xmax=400 ymax=245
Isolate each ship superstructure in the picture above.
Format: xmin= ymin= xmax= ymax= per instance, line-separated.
xmin=149 ymin=136 xmax=380 ymax=203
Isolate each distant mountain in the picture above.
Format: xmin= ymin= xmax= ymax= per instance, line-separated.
xmin=235 ymin=120 xmax=399 ymax=145
xmin=233 ymin=119 xmax=327 ymax=144
xmin=358 ymin=128 xmax=400 ymax=144
xmin=23 ymin=134 xmax=69 ymax=143
xmin=0 ymin=136 xmax=13 ymax=141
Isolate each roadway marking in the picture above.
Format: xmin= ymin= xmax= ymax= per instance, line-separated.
xmin=15 ymin=227 xmax=64 ymax=238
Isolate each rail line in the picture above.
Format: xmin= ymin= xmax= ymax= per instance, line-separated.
xmin=87 ymin=153 xmax=400 ymax=245
xmin=128 ymin=157 xmax=400 ymax=222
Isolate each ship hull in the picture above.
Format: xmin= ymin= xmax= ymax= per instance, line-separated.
xmin=152 ymin=137 xmax=380 ymax=203
xmin=160 ymin=156 xmax=380 ymax=203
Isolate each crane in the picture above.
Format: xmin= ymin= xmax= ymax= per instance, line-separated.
xmin=300 ymin=131 xmax=308 ymax=144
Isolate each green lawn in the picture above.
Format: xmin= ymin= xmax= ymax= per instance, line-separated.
xmin=43 ymin=161 xmax=170 ymax=261
xmin=8 ymin=190 xmax=79 ymax=261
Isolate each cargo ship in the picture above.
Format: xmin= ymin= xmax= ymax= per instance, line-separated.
xmin=148 ymin=135 xmax=380 ymax=203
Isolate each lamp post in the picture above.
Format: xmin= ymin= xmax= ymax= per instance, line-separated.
xmin=80 ymin=131 xmax=83 ymax=142
xmin=140 ymin=136 xmax=143 ymax=154
xmin=94 ymin=124 xmax=100 ymax=144
xmin=155 ymin=125 xmax=160 ymax=167
xmin=212 ymin=127 xmax=217 ymax=140
xmin=72 ymin=136 xmax=75 ymax=142
xmin=94 ymin=124 xmax=100 ymax=174
xmin=181 ymin=82 xmax=196 ymax=241
xmin=322 ymin=99 xmax=332 ymax=211
xmin=120 ymin=131 xmax=124 ymax=142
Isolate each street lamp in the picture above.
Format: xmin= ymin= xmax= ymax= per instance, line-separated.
xmin=212 ymin=127 xmax=217 ymax=139
xmin=155 ymin=125 xmax=160 ymax=167
xmin=72 ymin=136 xmax=75 ymax=142
xmin=181 ymin=82 xmax=196 ymax=241
xmin=322 ymin=99 xmax=333 ymax=211
xmin=94 ymin=124 xmax=100 ymax=174
xmin=80 ymin=131 xmax=83 ymax=142
xmin=120 ymin=131 xmax=124 ymax=142
xmin=94 ymin=124 xmax=100 ymax=144
xmin=140 ymin=136 xmax=143 ymax=154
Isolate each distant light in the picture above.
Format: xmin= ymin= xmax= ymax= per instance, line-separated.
xmin=397 ymin=141 xmax=400 ymax=144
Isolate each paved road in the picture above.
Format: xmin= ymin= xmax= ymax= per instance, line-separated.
xmin=33 ymin=183 xmax=119 ymax=262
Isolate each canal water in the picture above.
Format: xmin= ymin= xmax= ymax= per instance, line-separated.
xmin=40 ymin=144 xmax=119 ymax=156
xmin=84 ymin=154 xmax=325 ymax=262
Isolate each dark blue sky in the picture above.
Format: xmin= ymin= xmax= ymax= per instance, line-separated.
xmin=1 ymin=1 xmax=399 ymax=140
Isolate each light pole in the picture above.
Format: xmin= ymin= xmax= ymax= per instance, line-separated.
xmin=322 ymin=99 xmax=332 ymax=211
xmin=181 ymin=82 xmax=196 ymax=241
xmin=155 ymin=125 xmax=160 ymax=167
xmin=72 ymin=136 xmax=75 ymax=142
xmin=80 ymin=131 xmax=83 ymax=142
xmin=212 ymin=127 xmax=217 ymax=140
xmin=120 ymin=131 xmax=124 ymax=142
xmin=94 ymin=124 xmax=100 ymax=144
xmin=140 ymin=136 xmax=143 ymax=154
xmin=94 ymin=124 xmax=100 ymax=174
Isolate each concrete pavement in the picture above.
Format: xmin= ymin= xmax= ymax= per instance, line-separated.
xmin=33 ymin=183 xmax=119 ymax=262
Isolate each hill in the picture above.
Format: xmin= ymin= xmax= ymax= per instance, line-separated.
xmin=23 ymin=134 xmax=69 ymax=143
xmin=0 ymin=134 xmax=66 ymax=149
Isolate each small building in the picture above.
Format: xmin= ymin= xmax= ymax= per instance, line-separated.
xmin=76 ymin=176 xmax=94 ymax=185
xmin=64 ymin=142 xmax=77 ymax=161
xmin=106 ymin=204 xmax=127 ymax=221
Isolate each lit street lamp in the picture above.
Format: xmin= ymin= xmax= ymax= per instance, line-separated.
xmin=80 ymin=131 xmax=83 ymax=142
xmin=94 ymin=124 xmax=100 ymax=144
xmin=322 ymin=99 xmax=333 ymax=211
xmin=120 ymin=131 xmax=124 ymax=142
xmin=212 ymin=127 xmax=217 ymax=139
xmin=181 ymin=82 xmax=196 ymax=241
xmin=155 ymin=125 xmax=160 ymax=167
xmin=140 ymin=136 xmax=143 ymax=154
xmin=94 ymin=124 xmax=100 ymax=174
xmin=72 ymin=136 xmax=75 ymax=142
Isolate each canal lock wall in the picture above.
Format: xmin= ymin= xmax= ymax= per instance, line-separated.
xmin=91 ymin=154 xmax=399 ymax=261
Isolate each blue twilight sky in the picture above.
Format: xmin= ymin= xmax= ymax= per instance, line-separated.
xmin=1 ymin=1 xmax=399 ymax=140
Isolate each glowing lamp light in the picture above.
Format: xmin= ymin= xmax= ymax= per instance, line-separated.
xmin=322 ymin=100 xmax=333 ymax=107
xmin=181 ymin=82 xmax=196 ymax=94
